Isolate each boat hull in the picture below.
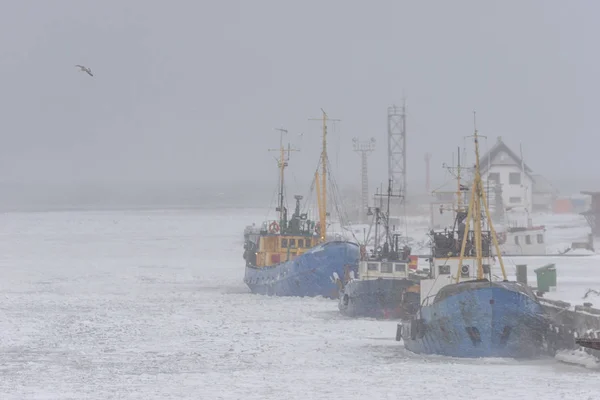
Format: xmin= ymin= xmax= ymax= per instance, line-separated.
xmin=401 ymin=281 xmax=548 ymax=358
xmin=244 ymin=241 xmax=359 ymax=299
xmin=339 ymin=278 xmax=419 ymax=319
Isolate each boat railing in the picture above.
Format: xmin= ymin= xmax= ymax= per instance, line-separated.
xmin=259 ymin=219 xmax=317 ymax=236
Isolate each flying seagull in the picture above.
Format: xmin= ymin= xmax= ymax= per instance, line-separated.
xmin=75 ymin=64 xmax=93 ymax=77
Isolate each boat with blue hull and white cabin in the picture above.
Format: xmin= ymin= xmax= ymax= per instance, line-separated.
xmin=398 ymin=118 xmax=549 ymax=358
xmin=243 ymin=112 xmax=359 ymax=299
xmin=338 ymin=181 xmax=421 ymax=319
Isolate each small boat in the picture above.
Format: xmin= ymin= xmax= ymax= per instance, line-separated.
xmin=398 ymin=117 xmax=549 ymax=358
xmin=243 ymin=112 xmax=359 ymax=299
xmin=338 ymin=180 xmax=422 ymax=319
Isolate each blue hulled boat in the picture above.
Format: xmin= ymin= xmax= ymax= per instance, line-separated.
xmin=243 ymin=112 xmax=359 ymax=299
xmin=398 ymin=120 xmax=549 ymax=358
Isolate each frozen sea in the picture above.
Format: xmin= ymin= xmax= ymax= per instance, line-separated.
xmin=1 ymin=207 xmax=599 ymax=399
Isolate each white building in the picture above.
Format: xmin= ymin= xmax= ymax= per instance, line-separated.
xmin=531 ymin=174 xmax=559 ymax=211
xmin=479 ymin=137 xmax=534 ymax=210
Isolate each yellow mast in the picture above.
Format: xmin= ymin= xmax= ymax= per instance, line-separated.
xmin=310 ymin=109 xmax=339 ymax=243
xmin=456 ymin=112 xmax=507 ymax=283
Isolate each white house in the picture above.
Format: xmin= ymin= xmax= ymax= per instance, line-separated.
xmin=479 ymin=137 xmax=534 ymax=210
xmin=531 ymin=174 xmax=559 ymax=211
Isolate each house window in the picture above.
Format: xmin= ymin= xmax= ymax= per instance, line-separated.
xmin=305 ymin=239 xmax=311 ymax=248
xmin=537 ymin=234 xmax=544 ymax=244
xmin=509 ymin=172 xmax=521 ymax=185
xmin=367 ymin=263 xmax=379 ymax=271
xmin=488 ymin=173 xmax=500 ymax=184
xmin=525 ymin=235 xmax=531 ymax=245
xmin=297 ymin=239 xmax=304 ymax=248
xmin=281 ymin=238 xmax=288 ymax=248
xmin=289 ymin=239 xmax=296 ymax=248
xmin=514 ymin=236 xmax=519 ymax=245
xmin=509 ymin=197 xmax=521 ymax=204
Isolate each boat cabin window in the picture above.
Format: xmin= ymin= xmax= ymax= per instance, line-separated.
xmin=395 ymin=263 xmax=407 ymax=272
xmin=297 ymin=239 xmax=304 ymax=248
xmin=289 ymin=239 xmax=296 ymax=248
xmin=281 ymin=238 xmax=288 ymax=248
xmin=367 ymin=263 xmax=379 ymax=272
xmin=305 ymin=239 xmax=312 ymax=248
xmin=438 ymin=265 xmax=451 ymax=275
xmin=525 ymin=235 xmax=531 ymax=245
xmin=381 ymin=262 xmax=393 ymax=273
xmin=514 ymin=236 xmax=519 ymax=245
xmin=537 ymin=234 xmax=544 ymax=244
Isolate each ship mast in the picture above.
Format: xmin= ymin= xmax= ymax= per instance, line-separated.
xmin=310 ymin=109 xmax=339 ymax=242
xmin=456 ymin=112 xmax=508 ymax=283
xmin=269 ymin=128 xmax=298 ymax=231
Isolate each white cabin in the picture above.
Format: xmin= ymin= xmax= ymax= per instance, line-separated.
xmin=420 ymin=257 xmax=497 ymax=306
xmin=497 ymin=226 xmax=546 ymax=256
xmin=357 ymin=259 xmax=410 ymax=280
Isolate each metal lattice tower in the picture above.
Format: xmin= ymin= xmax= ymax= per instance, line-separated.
xmin=387 ymin=103 xmax=407 ymax=201
xmin=352 ymin=137 xmax=376 ymax=222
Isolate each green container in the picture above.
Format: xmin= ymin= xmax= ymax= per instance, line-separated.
xmin=534 ymin=264 xmax=557 ymax=293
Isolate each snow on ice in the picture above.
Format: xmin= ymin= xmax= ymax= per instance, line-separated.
xmin=0 ymin=208 xmax=599 ymax=399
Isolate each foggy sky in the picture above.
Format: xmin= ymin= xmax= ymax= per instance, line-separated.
xmin=0 ymin=0 xmax=596 ymax=198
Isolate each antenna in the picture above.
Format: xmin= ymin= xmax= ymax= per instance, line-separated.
xmin=372 ymin=179 xmax=403 ymax=254
xmin=353 ymin=137 xmax=376 ymax=223
xmin=268 ymin=128 xmax=299 ymax=228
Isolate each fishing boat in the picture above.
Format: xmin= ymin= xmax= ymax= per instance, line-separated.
xmin=398 ymin=117 xmax=548 ymax=358
xmin=243 ymin=112 xmax=360 ymax=299
xmin=338 ymin=180 xmax=421 ymax=319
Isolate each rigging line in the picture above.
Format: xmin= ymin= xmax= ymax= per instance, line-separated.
xmin=325 ymin=158 xmax=360 ymax=244
xmin=302 ymin=177 xmax=317 ymax=218
xmin=265 ymin=174 xmax=280 ymax=222
xmin=363 ymin=212 xmax=376 ymax=246
xmin=334 ymin=122 xmax=340 ymax=179
xmin=403 ymin=198 xmax=409 ymax=241
xmin=301 ymin=156 xmax=323 ymax=219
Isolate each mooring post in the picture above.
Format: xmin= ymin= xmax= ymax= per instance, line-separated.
xmin=516 ymin=264 xmax=527 ymax=285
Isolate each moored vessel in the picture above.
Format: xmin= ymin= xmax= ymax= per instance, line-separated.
xmin=399 ymin=116 xmax=548 ymax=358
xmin=243 ymin=112 xmax=359 ymax=299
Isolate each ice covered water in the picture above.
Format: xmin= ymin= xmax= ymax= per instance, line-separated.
xmin=0 ymin=208 xmax=599 ymax=399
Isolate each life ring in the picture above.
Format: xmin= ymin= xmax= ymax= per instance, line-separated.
xmin=269 ymin=221 xmax=280 ymax=234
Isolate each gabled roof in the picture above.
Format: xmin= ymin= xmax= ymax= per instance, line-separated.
xmin=479 ymin=136 xmax=533 ymax=176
